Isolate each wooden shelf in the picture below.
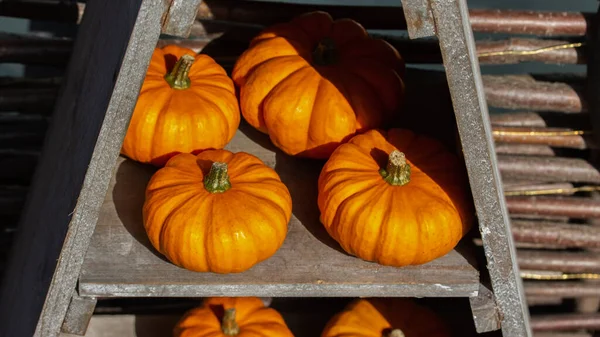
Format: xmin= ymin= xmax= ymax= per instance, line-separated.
xmin=79 ymin=122 xmax=480 ymax=298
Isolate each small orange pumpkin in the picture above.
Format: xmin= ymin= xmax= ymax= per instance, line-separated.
xmin=174 ymin=297 xmax=294 ymax=337
xmin=143 ymin=149 xmax=292 ymax=273
xmin=232 ymin=11 xmax=405 ymax=159
xmin=317 ymin=128 xmax=474 ymax=267
xmin=321 ymin=298 xmax=450 ymax=337
xmin=122 ymin=45 xmax=240 ymax=166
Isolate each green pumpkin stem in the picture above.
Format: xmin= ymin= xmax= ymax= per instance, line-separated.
xmin=221 ymin=308 xmax=240 ymax=336
xmin=312 ymin=37 xmax=338 ymax=65
xmin=386 ymin=329 xmax=406 ymax=337
xmin=164 ymin=54 xmax=195 ymax=90
xmin=204 ymin=162 xmax=231 ymax=193
xmin=380 ymin=150 xmax=411 ymax=186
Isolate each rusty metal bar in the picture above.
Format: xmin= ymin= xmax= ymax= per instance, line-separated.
xmin=1 ymin=0 xmax=593 ymax=37
xmin=0 ymin=33 xmax=73 ymax=66
xmin=492 ymin=127 xmax=592 ymax=149
xmin=477 ymin=38 xmax=584 ymax=64
xmin=511 ymin=220 xmax=600 ymax=248
xmin=494 ymin=144 xmax=555 ymax=156
xmin=530 ymin=313 xmax=600 ymax=331
xmin=490 ymin=112 xmax=590 ymax=129
xmin=469 ymin=9 xmax=590 ymax=37
xmin=524 ymin=281 xmax=600 ymax=297
xmin=498 ymin=155 xmax=600 ymax=184
xmin=0 ymin=1 xmax=84 ymax=24
xmin=483 ymin=75 xmax=585 ymax=113
xmin=504 ymin=183 xmax=573 ymax=193
xmin=0 ymin=88 xmax=58 ymax=112
xmin=518 ymin=250 xmax=600 ymax=273
xmin=507 ymin=196 xmax=600 ymax=219
xmin=533 ymin=332 xmax=592 ymax=337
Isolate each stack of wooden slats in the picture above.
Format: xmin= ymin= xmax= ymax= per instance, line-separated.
xmin=1 ymin=1 xmax=600 ymax=336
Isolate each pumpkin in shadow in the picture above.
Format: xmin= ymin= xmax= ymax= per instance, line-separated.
xmin=174 ymin=297 xmax=294 ymax=337
xmin=321 ymin=298 xmax=450 ymax=337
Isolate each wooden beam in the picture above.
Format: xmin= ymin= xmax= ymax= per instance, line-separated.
xmin=0 ymin=0 xmax=168 ymax=336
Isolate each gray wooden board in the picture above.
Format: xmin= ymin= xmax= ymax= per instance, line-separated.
xmin=79 ymin=123 xmax=480 ymax=298
xmin=0 ymin=1 xmax=172 ymax=336
xmin=425 ymin=0 xmax=532 ymax=335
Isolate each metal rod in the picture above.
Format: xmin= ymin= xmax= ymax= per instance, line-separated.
xmin=511 ymin=220 xmax=600 ymax=248
xmin=494 ymin=143 xmax=556 ymax=156
xmin=0 ymin=33 xmax=73 ymax=66
xmin=518 ymin=250 xmax=600 ymax=273
xmin=507 ymin=196 xmax=600 ymax=219
xmin=1 ymin=1 xmax=593 ymax=37
xmin=490 ymin=111 xmax=590 ymax=129
xmin=483 ymin=75 xmax=585 ymax=113
xmin=524 ymin=281 xmax=600 ymax=297
xmin=498 ymin=155 xmax=600 ymax=184
xmin=477 ymin=38 xmax=584 ymax=64
xmin=469 ymin=9 xmax=590 ymax=37
xmin=0 ymin=1 xmax=84 ymax=24
xmin=492 ymin=126 xmax=592 ymax=149
xmin=526 ymin=296 xmax=564 ymax=306
xmin=0 ymin=88 xmax=58 ymax=112
xmin=530 ymin=313 xmax=600 ymax=331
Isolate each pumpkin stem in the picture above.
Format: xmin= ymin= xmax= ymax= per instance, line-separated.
xmin=380 ymin=150 xmax=411 ymax=186
xmin=204 ymin=162 xmax=231 ymax=193
xmin=221 ymin=308 xmax=240 ymax=336
xmin=312 ymin=37 xmax=338 ymax=66
xmin=386 ymin=329 xmax=406 ymax=337
xmin=164 ymin=54 xmax=195 ymax=90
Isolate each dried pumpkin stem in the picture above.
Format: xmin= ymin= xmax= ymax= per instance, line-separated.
xmin=204 ymin=162 xmax=231 ymax=193
xmin=386 ymin=329 xmax=406 ymax=337
xmin=221 ymin=308 xmax=240 ymax=336
xmin=164 ymin=54 xmax=195 ymax=90
xmin=312 ymin=37 xmax=338 ymax=65
xmin=380 ymin=150 xmax=411 ymax=186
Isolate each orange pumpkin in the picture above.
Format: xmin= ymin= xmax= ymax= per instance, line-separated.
xmin=321 ymin=298 xmax=450 ymax=337
xmin=122 ymin=45 xmax=240 ymax=166
xmin=317 ymin=128 xmax=474 ymax=267
xmin=143 ymin=149 xmax=292 ymax=273
xmin=174 ymin=297 xmax=294 ymax=337
xmin=231 ymin=11 xmax=405 ymax=159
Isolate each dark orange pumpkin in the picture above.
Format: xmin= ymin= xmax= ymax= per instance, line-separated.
xmin=122 ymin=45 xmax=240 ymax=166
xmin=317 ymin=128 xmax=474 ymax=267
xmin=143 ymin=149 xmax=292 ymax=273
xmin=232 ymin=11 xmax=405 ymax=159
xmin=174 ymin=297 xmax=294 ymax=337
xmin=321 ymin=298 xmax=451 ymax=337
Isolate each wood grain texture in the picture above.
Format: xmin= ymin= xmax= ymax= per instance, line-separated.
xmin=161 ymin=0 xmax=203 ymax=37
xmin=0 ymin=1 xmax=167 ymax=336
xmin=79 ymin=123 xmax=479 ymax=298
xmin=427 ymin=0 xmax=532 ymax=335
xmin=60 ymin=294 xmax=97 ymax=336
xmin=469 ymin=283 xmax=501 ymax=333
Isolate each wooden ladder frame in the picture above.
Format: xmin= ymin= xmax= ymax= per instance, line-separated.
xmin=0 ymin=1 xmax=531 ymax=336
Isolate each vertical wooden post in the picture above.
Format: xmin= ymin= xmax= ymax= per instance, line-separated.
xmin=0 ymin=1 xmax=166 ymax=336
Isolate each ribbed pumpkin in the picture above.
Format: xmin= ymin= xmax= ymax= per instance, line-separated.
xmin=143 ymin=149 xmax=292 ymax=273
xmin=174 ymin=297 xmax=294 ymax=337
xmin=231 ymin=11 xmax=405 ymax=159
xmin=122 ymin=45 xmax=240 ymax=167
xmin=317 ymin=128 xmax=474 ymax=267
xmin=321 ymin=298 xmax=450 ymax=337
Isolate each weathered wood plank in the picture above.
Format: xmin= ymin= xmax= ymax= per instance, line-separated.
xmin=161 ymin=0 xmax=204 ymax=37
xmin=79 ymin=124 xmax=480 ymax=298
xmin=60 ymin=294 xmax=97 ymax=336
xmin=424 ymin=0 xmax=532 ymax=335
xmin=0 ymin=1 xmax=168 ymax=336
